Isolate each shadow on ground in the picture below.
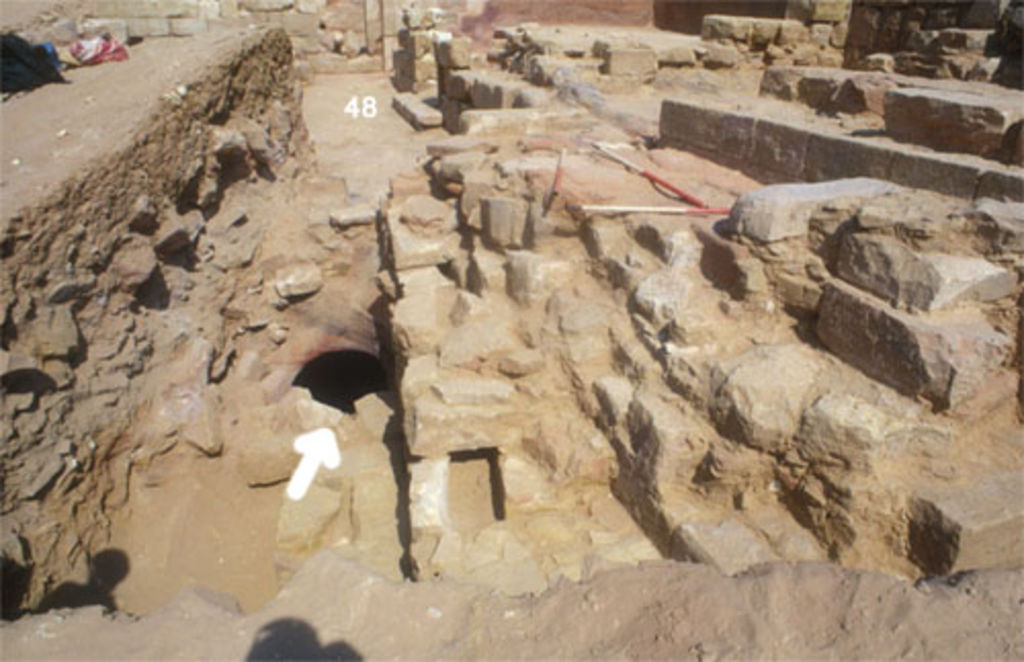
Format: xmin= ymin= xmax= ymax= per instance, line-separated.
xmin=247 ymin=618 xmax=362 ymax=661
xmin=35 ymin=548 xmax=129 ymax=614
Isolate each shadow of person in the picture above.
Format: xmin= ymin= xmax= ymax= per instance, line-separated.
xmin=246 ymin=618 xmax=362 ymax=661
xmin=35 ymin=548 xmax=129 ymax=613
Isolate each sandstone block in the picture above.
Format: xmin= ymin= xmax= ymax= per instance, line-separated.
xmin=659 ymin=46 xmax=697 ymax=67
xmin=110 ymin=241 xmax=157 ymax=293
xmin=408 ymin=396 xmax=519 ymax=456
xmin=816 ymin=280 xmax=1012 ymax=410
xmin=497 ymin=348 xmax=545 ymax=378
xmin=710 ymin=344 xmax=826 ymax=452
xmin=837 ymin=234 xmax=1016 ymax=311
xmin=659 ymin=100 xmax=756 ymax=159
xmin=966 ymin=198 xmax=1024 ymax=253
xmin=885 ymin=88 xmax=1024 ymax=161
xmin=593 ymin=376 xmax=635 ymax=429
xmin=444 ymin=71 xmax=481 ymax=102
xmin=274 ymin=262 xmax=323 ymax=299
xmin=804 ymin=133 xmax=893 ymax=182
xmin=397 ymin=29 xmax=432 ymax=57
xmin=409 ymin=458 xmax=451 ymax=530
xmin=458 ymin=108 xmax=590 ymax=136
xmin=169 ymin=17 xmax=207 ymax=36
xmin=909 ymin=472 xmax=1024 ymax=575
xmin=392 ymin=93 xmax=443 ymax=130
xmin=702 ymin=15 xmax=753 ymax=43
xmin=751 ymin=118 xmax=809 ymax=180
xmin=126 ymin=16 xmax=170 ymax=37
xmin=632 ymin=266 xmax=692 ymax=330
xmin=703 ymin=44 xmax=742 ymax=69
xmin=470 ymin=76 xmax=521 ymax=109
xmin=436 ymin=37 xmax=472 ymax=69
xmin=603 ymin=48 xmax=657 ymax=79
xmin=481 ymin=197 xmax=528 ymax=250
xmin=731 ymin=178 xmax=900 ymax=243
xmin=431 ymin=378 xmax=514 ymax=406
xmin=796 ymin=394 xmax=949 ymax=472
xmin=672 ymin=519 xmax=778 ymax=575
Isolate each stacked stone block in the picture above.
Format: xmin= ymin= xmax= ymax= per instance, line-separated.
xmin=435 ymin=36 xmax=474 ymax=132
xmin=393 ymin=8 xmax=440 ymax=93
xmin=845 ymin=0 xmax=1020 ymax=87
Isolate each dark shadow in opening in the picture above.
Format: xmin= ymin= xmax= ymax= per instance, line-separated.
xmin=133 ymin=266 xmax=171 ymax=311
xmin=1 ymin=543 xmax=31 ymax=620
xmin=292 ymin=351 xmax=388 ymax=414
xmin=34 ymin=548 xmax=129 ymax=614
xmin=450 ymin=448 xmax=506 ymax=521
xmin=246 ymin=618 xmax=362 ymax=661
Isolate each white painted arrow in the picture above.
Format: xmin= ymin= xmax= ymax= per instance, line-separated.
xmin=286 ymin=428 xmax=341 ymax=501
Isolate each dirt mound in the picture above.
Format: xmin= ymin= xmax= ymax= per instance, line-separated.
xmin=3 ymin=550 xmax=1022 ymax=659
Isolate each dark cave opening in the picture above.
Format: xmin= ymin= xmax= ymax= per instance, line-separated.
xmin=291 ymin=350 xmax=389 ymax=413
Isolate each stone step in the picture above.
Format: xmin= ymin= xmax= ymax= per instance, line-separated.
xmin=392 ymin=93 xmax=443 ymax=131
xmin=816 ymin=280 xmax=1012 ymax=411
xmin=885 ymin=87 xmax=1024 ymax=165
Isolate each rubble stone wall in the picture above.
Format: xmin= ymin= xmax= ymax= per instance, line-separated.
xmin=1 ymin=27 xmax=307 ymax=614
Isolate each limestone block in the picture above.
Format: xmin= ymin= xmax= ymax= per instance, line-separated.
xmin=437 ymin=151 xmax=487 ymax=185
xmin=603 ymin=49 xmax=657 ymax=79
xmin=885 ymin=147 xmax=982 ymax=200
xmin=88 ymin=0 xmax=199 ymax=18
xmin=659 ymin=99 xmax=756 ymax=160
xmin=329 ymin=204 xmax=377 ymax=230
xmin=731 ymin=179 xmax=900 ymax=243
xmin=497 ymin=348 xmax=545 ymax=377
xmin=409 ymin=458 xmax=451 ymax=531
xmin=702 ymin=44 xmax=742 ymax=69
xmin=751 ymin=118 xmax=809 ymax=179
xmin=965 ymin=198 xmax=1024 ymax=253
xmin=442 ymin=97 xmax=463 ymax=134
xmin=240 ymin=0 xmax=293 ymax=11
xmin=444 ymin=71 xmax=481 ymax=102
xmin=458 ymin=108 xmax=590 ymax=136
xmin=909 ymin=472 xmax=1024 ymax=575
xmin=804 ymin=133 xmax=893 ymax=182
xmin=710 ymin=344 xmax=826 ymax=452
xmin=501 ymin=455 xmax=556 ymax=509
xmin=110 ymin=241 xmax=157 ymax=293
xmin=392 ymin=94 xmax=443 ymax=131
xmin=592 ymin=376 xmax=635 ymax=429
xmin=426 ymin=136 xmax=497 ymax=158
xmin=274 ymin=262 xmax=323 ymax=299
xmin=467 ymin=249 xmax=507 ymax=295
xmin=776 ymin=19 xmax=811 ymax=46
xmin=436 ymin=37 xmax=472 ymax=69
xmin=816 ymin=280 xmax=1012 ymax=410
xmin=513 ymin=87 xmax=552 ymax=109
xmin=438 ymin=317 xmax=518 ymax=368
xmin=884 ymin=88 xmax=1024 ymax=161
xmin=672 ymin=519 xmax=778 ymax=575
xmin=384 ymin=211 xmax=460 ymax=271
xmin=169 ymin=17 xmax=207 ymax=35
xmin=659 ymin=46 xmax=696 ymax=67
xmin=481 ymin=197 xmax=528 ymax=250
xmin=408 ymin=395 xmax=519 ymax=456
xmin=126 ymin=17 xmax=170 ymax=37
xmin=504 ymin=250 xmax=567 ymax=305
xmin=295 ymin=0 xmax=326 ymax=13
xmin=431 ymin=378 xmax=515 ymax=405
xmin=398 ymin=29 xmax=431 ymax=57
xmin=701 ymin=15 xmax=753 ymax=43
xmin=837 ymin=234 xmax=1016 ymax=311
xmin=631 ymin=266 xmax=693 ymax=330
xmin=470 ymin=76 xmax=522 ymax=109
xmin=391 ymin=269 xmax=453 ymax=356
xmin=277 ymin=483 xmax=343 ymax=555
xmin=796 ymin=394 xmax=950 ymax=472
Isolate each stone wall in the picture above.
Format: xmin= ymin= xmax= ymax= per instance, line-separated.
xmin=845 ymin=0 xmax=1021 ymax=87
xmin=654 ymin=0 xmax=789 ymax=34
